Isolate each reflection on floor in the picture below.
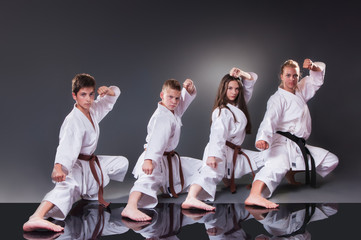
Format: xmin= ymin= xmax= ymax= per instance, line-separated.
xmin=10 ymin=200 xmax=359 ymax=240
xmin=103 ymin=171 xmax=361 ymax=204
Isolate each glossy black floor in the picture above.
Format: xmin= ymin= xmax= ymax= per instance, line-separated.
xmin=5 ymin=201 xmax=360 ymax=239
xmin=6 ymin=167 xmax=360 ymax=239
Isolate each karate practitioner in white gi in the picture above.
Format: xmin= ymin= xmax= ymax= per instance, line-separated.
xmin=252 ymin=203 xmax=338 ymax=240
xmin=23 ymin=73 xmax=129 ymax=232
xmin=182 ymin=67 xmax=264 ymax=211
xmin=24 ymin=201 xmax=130 ymax=240
xmin=121 ymin=78 xmax=202 ymax=222
xmin=123 ymin=203 xmax=184 ymax=240
xmin=202 ymin=204 xmax=253 ymax=240
xmin=50 ymin=200 xmax=129 ymax=239
xmin=245 ymin=59 xmax=339 ymax=208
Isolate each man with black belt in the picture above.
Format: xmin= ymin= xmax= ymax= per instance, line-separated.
xmin=245 ymin=59 xmax=339 ymax=209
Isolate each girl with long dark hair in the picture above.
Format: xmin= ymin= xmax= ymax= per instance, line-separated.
xmin=182 ymin=67 xmax=264 ymax=211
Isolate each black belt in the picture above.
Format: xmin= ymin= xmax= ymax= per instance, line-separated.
xmin=276 ymin=131 xmax=316 ymax=187
xmin=278 ymin=203 xmax=316 ymax=238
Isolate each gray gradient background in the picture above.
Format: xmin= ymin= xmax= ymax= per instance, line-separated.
xmin=1 ymin=0 xmax=360 ymax=202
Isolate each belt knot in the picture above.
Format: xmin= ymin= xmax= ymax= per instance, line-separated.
xmin=78 ymin=153 xmax=110 ymax=207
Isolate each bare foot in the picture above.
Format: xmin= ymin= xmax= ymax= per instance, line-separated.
xmin=245 ymin=195 xmax=279 ymax=209
xmin=245 ymin=205 xmax=277 ymax=220
xmin=255 ymin=234 xmax=270 ymax=240
xmin=181 ymin=208 xmax=214 ymax=220
xmin=23 ymin=231 xmax=63 ymax=240
xmin=206 ymin=226 xmax=222 ymax=236
xmin=23 ymin=217 xmax=64 ymax=232
xmin=285 ymin=170 xmax=302 ymax=185
xmin=222 ymin=178 xmax=230 ymax=187
xmin=121 ymin=206 xmax=152 ymax=222
xmin=121 ymin=218 xmax=151 ymax=231
xmin=181 ymin=197 xmax=216 ymax=211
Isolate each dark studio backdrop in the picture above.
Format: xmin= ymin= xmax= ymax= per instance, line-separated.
xmin=1 ymin=0 xmax=360 ymax=203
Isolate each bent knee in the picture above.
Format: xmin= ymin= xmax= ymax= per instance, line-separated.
xmin=108 ymin=157 xmax=129 ymax=174
xmin=317 ymin=152 xmax=339 ymax=177
xmin=324 ymin=152 xmax=339 ymax=168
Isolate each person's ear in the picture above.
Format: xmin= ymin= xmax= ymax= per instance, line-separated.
xmin=72 ymin=92 xmax=77 ymax=101
xmin=160 ymin=91 xmax=164 ymax=100
xmin=280 ymin=73 xmax=285 ymax=82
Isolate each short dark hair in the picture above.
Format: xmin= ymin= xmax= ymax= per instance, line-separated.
xmin=72 ymin=73 xmax=96 ymax=95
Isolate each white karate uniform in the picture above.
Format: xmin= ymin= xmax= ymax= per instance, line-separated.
xmin=56 ymin=201 xmax=129 ymax=239
xmin=257 ymin=203 xmax=337 ymax=240
xmin=193 ymin=73 xmax=265 ymax=201
xmin=203 ymin=204 xmax=253 ymax=240
xmin=131 ymin=88 xmax=202 ymax=208
xmin=254 ymin=62 xmax=339 ymax=198
xmin=43 ymin=86 xmax=129 ymax=220
xmin=132 ymin=204 xmax=183 ymax=240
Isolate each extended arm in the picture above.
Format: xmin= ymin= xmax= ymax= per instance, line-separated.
xmin=51 ymin=163 xmax=66 ymax=182
xmin=206 ymin=109 xmax=231 ymax=169
xmin=143 ymin=115 xmax=173 ymax=175
xmin=142 ymin=159 xmax=155 ymax=175
xmin=54 ymin=118 xmax=83 ymax=174
xmin=255 ymin=96 xmax=282 ymax=150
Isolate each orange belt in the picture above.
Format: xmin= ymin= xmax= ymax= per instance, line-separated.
xmin=225 ymin=141 xmax=255 ymax=193
xmin=78 ymin=154 xmax=110 ymax=207
xmin=163 ymin=150 xmax=184 ymax=198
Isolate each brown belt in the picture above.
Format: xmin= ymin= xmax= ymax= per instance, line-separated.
xmin=91 ymin=205 xmax=106 ymax=240
xmin=163 ymin=150 xmax=184 ymax=198
xmin=224 ymin=204 xmax=250 ymax=236
xmin=225 ymin=141 xmax=255 ymax=193
xmin=159 ymin=204 xmax=183 ymax=238
xmin=78 ymin=154 xmax=110 ymax=207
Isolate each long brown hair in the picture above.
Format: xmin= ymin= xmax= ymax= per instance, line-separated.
xmin=212 ymin=74 xmax=252 ymax=134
